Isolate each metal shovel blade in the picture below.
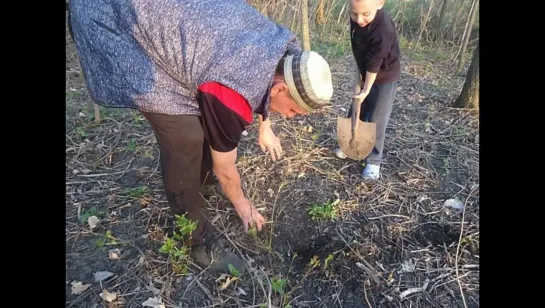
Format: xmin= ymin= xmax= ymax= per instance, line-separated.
xmin=336 ymin=117 xmax=376 ymax=160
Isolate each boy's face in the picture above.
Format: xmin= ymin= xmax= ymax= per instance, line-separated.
xmin=349 ymin=0 xmax=385 ymax=28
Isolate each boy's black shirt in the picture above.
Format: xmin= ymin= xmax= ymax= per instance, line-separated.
xmin=350 ymin=9 xmax=401 ymax=84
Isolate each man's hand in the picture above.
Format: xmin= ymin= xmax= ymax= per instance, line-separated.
xmin=210 ymin=146 xmax=266 ymax=232
xmin=232 ymin=198 xmax=266 ymax=232
xmin=258 ymin=116 xmax=282 ymax=161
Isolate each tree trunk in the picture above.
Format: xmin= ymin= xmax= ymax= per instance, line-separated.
xmin=315 ymin=0 xmax=326 ymax=25
xmin=301 ymin=0 xmax=311 ymax=50
xmin=453 ymin=41 xmax=479 ymax=109
xmin=456 ymin=0 xmax=478 ymax=72
xmin=434 ymin=0 xmax=449 ymax=41
xmin=415 ymin=0 xmax=434 ymax=47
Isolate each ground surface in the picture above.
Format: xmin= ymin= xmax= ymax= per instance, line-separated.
xmin=66 ymin=27 xmax=479 ymax=308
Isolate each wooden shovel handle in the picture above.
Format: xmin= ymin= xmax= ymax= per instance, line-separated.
xmin=351 ymin=81 xmax=364 ymax=138
xmin=351 ymin=99 xmax=362 ymax=137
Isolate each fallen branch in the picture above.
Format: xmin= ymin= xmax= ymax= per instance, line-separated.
xmin=194 ymin=279 xmax=214 ymax=303
xmin=399 ymin=279 xmax=429 ymax=300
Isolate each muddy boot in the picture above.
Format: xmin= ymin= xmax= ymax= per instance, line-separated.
xmin=190 ymin=236 xmax=246 ymax=275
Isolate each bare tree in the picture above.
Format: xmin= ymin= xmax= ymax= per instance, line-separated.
xmin=456 ymin=0 xmax=478 ymax=72
xmin=315 ymin=0 xmax=326 ymax=25
xmin=414 ymin=0 xmax=434 ymax=46
xmin=434 ymin=0 xmax=449 ymax=41
xmin=301 ymin=0 xmax=311 ymax=50
xmin=452 ymin=41 xmax=478 ymax=109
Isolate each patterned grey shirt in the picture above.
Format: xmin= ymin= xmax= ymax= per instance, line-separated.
xmin=69 ymin=0 xmax=301 ymax=118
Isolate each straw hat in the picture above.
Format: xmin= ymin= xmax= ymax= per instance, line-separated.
xmin=284 ymin=51 xmax=333 ymax=112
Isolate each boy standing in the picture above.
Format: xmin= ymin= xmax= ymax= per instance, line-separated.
xmin=334 ymin=0 xmax=401 ymax=180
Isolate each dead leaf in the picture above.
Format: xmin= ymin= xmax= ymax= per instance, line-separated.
xmin=444 ymin=198 xmax=464 ymax=210
xmin=94 ymin=271 xmax=115 ymax=282
xmin=88 ymin=216 xmax=99 ymax=230
xmin=220 ymin=276 xmax=238 ymax=290
xmin=142 ymin=297 xmax=165 ymax=308
xmin=236 ymin=287 xmax=247 ymax=296
xmin=398 ymin=260 xmax=416 ymax=273
xmin=216 ymin=273 xmax=230 ymax=282
xmin=71 ymin=281 xmax=91 ymax=295
xmin=108 ymin=249 xmax=120 ymax=260
xmin=267 ymin=188 xmax=274 ymax=197
xmin=99 ymin=289 xmax=117 ymax=303
xmin=139 ymin=197 xmax=152 ymax=207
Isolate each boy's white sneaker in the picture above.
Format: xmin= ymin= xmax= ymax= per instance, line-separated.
xmin=362 ymin=163 xmax=380 ymax=180
xmin=333 ymin=148 xmax=347 ymax=159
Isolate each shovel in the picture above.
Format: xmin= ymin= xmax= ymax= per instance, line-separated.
xmin=336 ymin=94 xmax=376 ymax=160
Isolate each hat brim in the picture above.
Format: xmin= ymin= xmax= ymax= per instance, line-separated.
xmin=284 ymin=53 xmax=315 ymax=113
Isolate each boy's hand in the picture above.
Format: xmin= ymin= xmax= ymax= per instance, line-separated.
xmin=353 ymin=89 xmax=369 ymax=101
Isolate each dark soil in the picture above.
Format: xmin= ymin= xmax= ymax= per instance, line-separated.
xmin=66 ymin=21 xmax=479 ymax=308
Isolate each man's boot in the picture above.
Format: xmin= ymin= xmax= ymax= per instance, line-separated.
xmin=190 ymin=235 xmax=247 ymax=275
xmin=166 ymin=191 xmax=245 ymax=275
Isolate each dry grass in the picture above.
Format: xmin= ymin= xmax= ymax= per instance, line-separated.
xmin=65 ymin=20 xmax=479 ymax=308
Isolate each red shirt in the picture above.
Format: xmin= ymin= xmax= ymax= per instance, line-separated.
xmin=197 ymin=82 xmax=253 ymax=152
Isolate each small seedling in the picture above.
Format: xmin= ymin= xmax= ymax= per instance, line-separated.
xmin=125 ymin=186 xmax=149 ymax=198
xmin=308 ymin=199 xmax=340 ymax=221
xmin=323 ymin=253 xmax=334 ymax=277
xmin=248 ymin=225 xmax=258 ymax=238
xmin=323 ymin=253 xmax=334 ymax=271
xmin=75 ymin=126 xmax=86 ymax=137
xmin=132 ymin=113 xmax=145 ymax=127
xmin=228 ymin=264 xmax=241 ymax=277
xmin=308 ymin=255 xmax=321 ymax=272
xmin=158 ymin=214 xmax=197 ymax=274
xmin=127 ymin=139 xmax=137 ymax=152
xmin=271 ymin=276 xmax=287 ymax=295
xmin=96 ymin=230 xmax=119 ymax=247
xmin=141 ymin=148 xmax=154 ymax=159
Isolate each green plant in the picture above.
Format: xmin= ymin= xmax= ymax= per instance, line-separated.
xmin=271 ymin=276 xmax=287 ymax=295
xmin=323 ymin=253 xmax=334 ymax=277
xmin=125 ymin=186 xmax=149 ymax=198
xmin=132 ymin=113 xmax=145 ymax=126
xmin=228 ymin=264 xmax=241 ymax=277
xmin=308 ymin=199 xmax=340 ymax=221
xmin=75 ymin=126 xmax=86 ymax=137
xmin=96 ymin=230 xmax=119 ymax=247
xmin=127 ymin=139 xmax=137 ymax=152
xmin=158 ymin=214 xmax=197 ymax=274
